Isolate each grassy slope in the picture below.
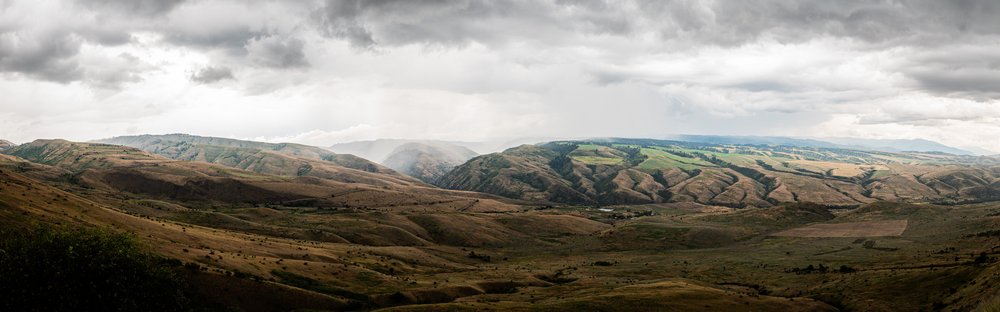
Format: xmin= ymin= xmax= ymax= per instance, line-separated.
xmin=95 ymin=134 xmax=424 ymax=184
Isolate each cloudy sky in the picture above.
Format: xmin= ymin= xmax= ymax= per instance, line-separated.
xmin=1 ymin=0 xmax=999 ymax=152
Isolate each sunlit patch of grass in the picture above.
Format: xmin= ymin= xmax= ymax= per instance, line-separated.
xmin=571 ymin=155 xmax=624 ymax=165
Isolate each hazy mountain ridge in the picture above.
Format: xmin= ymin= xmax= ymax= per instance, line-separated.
xmin=0 ymin=140 xmax=15 ymax=152
xmin=818 ymin=137 xmax=980 ymax=155
xmin=100 ymin=134 xmax=394 ymax=172
xmin=666 ymin=135 xmax=839 ymax=149
xmin=381 ymin=142 xmax=478 ymax=184
xmin=328 ymin=139 xmax=479 ymax=184
xmin=329 ymin=138 xmax=555 ymax=161
xmin=666 ymin=134 xmax=981 ymax=155
xmin=329 ymin=139 xmax=441 ymax=163
xmin=439 ymin=138 xmax=1000 ymax=207
xmin=94 ymin=134 xmax=426 ymax=187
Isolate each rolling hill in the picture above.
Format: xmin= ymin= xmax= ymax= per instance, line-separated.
xmin=94 ymin=134 xmax=426 ymax=187
xmin=3 ymin=136 xmax=1000 ymax=311
xmin=2 ymin=139 xmax=515 ymax=213
xmin=439 ymin=139 xmax=1000 ymax=207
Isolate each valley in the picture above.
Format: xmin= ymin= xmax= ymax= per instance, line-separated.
xmin=1 ymin=136 xmax=999 ymax=311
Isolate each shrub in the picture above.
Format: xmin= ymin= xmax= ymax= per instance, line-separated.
xmin=0 ymin=224 xmax=192 ymax=312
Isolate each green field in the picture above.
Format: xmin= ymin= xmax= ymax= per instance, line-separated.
xmin=636 ymin=147 xmax=711 ymax=170
xmin=571 ymin=155 xmax=624 ymax=165
xmin=569 ymin=144 xmax=627 ymax=165
xmin=574 ymin=144 xmax=605 ymax=151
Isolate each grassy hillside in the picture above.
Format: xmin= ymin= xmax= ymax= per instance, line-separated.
xmin=3 ymin=141 xmax=1000 ymax=311
xmin=2 ymin=139 xmax=518 ymax=213
xmin=439 ymin=139 xmax=1000 ymax=207
xmin=95 ymin=134 xmax=424 ymax=186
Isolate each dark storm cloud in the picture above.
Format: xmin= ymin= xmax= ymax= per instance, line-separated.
xmin=191 ymin=66 xmax=235 ymax=84
xmin=898 ymin=46 xmax=1000 ymax=100
xmin=75 ymin=0 xmax=186 ymax=17
xmin=309 ymin=0 xmax=1000 ymax=99
xmin=313 ymin=0 xmax=1000 ymax=47
xmin=313 ymin=0 xmax=1000 ymax=100
xmin=703 ymin=0 xmax=1000 ymax=45
xmin=2 ymin=0 xmax=1000 ymax=99
xmin=84 ymin=53 xmax=146 ymax=89
xmin=0 ymin=27 xmax=143 ymax=88
xmin=71 ymin=0 xmax=185 ymax=45
xmin=0 ymin=31 xmax=83 ymax=82
xmin=726 ymin=81 xmax=802 ymax=93
xmin=247 ymin=36 xmax=309 ymax=68
xmin=163 ymin=29 xmax=268 ymax=52
xmin=908 ymin=69 xmax=1000 ymax=100
xmin=0 ymin=0 xmax=299 ymax=85
xmin=313 ymin=0 xmax=571 ymax=47
xmin=0 ymin=0 xmax=171 ymax=84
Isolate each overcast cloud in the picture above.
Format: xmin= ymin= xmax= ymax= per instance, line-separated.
xmin=1 ymin=0 xmax=999 ymax=153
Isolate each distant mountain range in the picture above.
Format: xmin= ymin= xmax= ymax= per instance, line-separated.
xmin=813 ymin=137 xmax=982 ymax=155
xmin=438 ymin=138 xmax=1000 ymax=207
xmin=9 ymin=133 xmax=996 ymax=209
xmin=663 ymin=135 xmax=989 ymax=156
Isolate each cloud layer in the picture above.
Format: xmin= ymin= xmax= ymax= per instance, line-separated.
xmin=0 ymin=0 xmax=998 ymax=152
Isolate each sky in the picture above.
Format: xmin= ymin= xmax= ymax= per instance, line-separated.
xmin=1 ymin=0 xmax=999 ymax=152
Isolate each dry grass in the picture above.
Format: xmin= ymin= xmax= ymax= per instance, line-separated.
xmin=380 ymin=279 xmax=837 ymax=311
xmin=785 ymin=159 xmax=867 ymax=177
xmin=772 ymin=220 xmax=908 ymax=237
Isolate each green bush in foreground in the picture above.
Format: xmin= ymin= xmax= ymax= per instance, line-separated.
xmin=0 ymin=224 xmax=191 ymax=312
